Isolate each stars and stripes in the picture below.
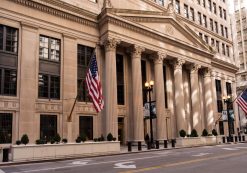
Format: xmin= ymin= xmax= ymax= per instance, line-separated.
xmin=236 ymin=90 xmax=247 ymax=115
xmin=85 ymin=51 xmax=104 ymax=113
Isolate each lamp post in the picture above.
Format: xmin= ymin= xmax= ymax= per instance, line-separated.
xmin=223 ymin=95 xmax=233 ymax=142
xmin=145 ymin=80 xmax=154 ymax=148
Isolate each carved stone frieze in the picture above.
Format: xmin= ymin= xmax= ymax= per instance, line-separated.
xmin=104 ymin=38 xmax=121 ymax=52
xmin=35 ymin=102 xmax=62 ymax=113
xmin=131 ymin=45 xmax=145 ymax=59
xmin=0 ymin=100 xmax=19 ymax=110
xmin=76 ymin=104 xmax=96 ymax=113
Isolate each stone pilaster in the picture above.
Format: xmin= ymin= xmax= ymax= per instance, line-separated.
xmin=172 ymin=58 xmax=186 ymax=136
xmin=190 ymin=64 xmax=202 ymax=133
xmin=103 ymin=38 xmax=120 ymax=138
xmin=131 ymin=45 xmax=145 ymax=142
xmin=203 ymin=68 xmax=214 ymax=132
xmin=154 ymin=52 xmax=167 ymax=140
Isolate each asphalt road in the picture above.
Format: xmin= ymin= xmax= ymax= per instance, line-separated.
xmin=1 ymin=143 xmax=247 ymax=173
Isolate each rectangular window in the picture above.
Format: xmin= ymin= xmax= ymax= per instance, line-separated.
xmin=40 ymin=115 xmax=57 ymax=141
xmin=77 ymin=45 xmax=93 ymax=102
xmin=0 ymin=68 xmax=17 ymax=96
xmin=226 ymin=82 xmax=233 ymax=110
xmin=0 ymin=113 xmax=12 ymax=144
xmin=215 ymin=79 xmax=223 ymax=113
xmin=163 ymin=65 xmax=168 ymax=108
xmin=221 ymin=25 xmax=224 ymax=37
xmin=202 ymin=0 xmax=206 ymax=8
xmin=223 ymin=9 xmax=226 ymax=20
xmin=210 ymin=18 xmax=213 ymax=31
xmin=222 ymin=43 xmax=225 ymax=55
xmin=198 ymin=12 xmax=202 ymax=25
xmin=219 ymin=121 xmax=224 ymax=135
xmin=208 ymin=0 xmax=212 ymax=11
xmin=216 ymin=40 xmax=220 ymax=52
xmin=0 ymin=26 xmax=3 ymax=50
xmin=211 ymin=38 xmax=215 ymax=47
xmin=219 ymin=6 xmax=222 ymax=18
xmin=141 ymin=60 xmax=147 ymax=105
xmin=215 ymin=21 xmax=218 ymax=33
xmin=213 ymin=3 xmax=216 ymax=14
xmin=190 ymin=8 xmax=195 ymax=21
xmin=226 ymin=45 xmax=230 ymax=57
xmin=116 ymin=54 xmax=125 ymax=105
xmin=0 ymin=25 xmax=18 ymax=53
xmin=157 ymin=0 xmax=164 ymax=6
xmin=197 ymin=0 xmax=200 ymax=5
xmin=175 ymin=0 xmax=180 ymax=14
xmin=38 ymin=74 xmax=60 ymax=99
xmin=79 ymin=116 xmax=93 ymax=140
xmin=199 ymin=32 xmax=203 ymax=39
xmin=184 ymin=4 xmax=189 ymax=19
xmin=39 ymin=36 xmax=60 ymax=62
xmin=204 ymin=35 xmax=208 ymax=44
xmin=203 ymin=15 xmax=207 ymax=28
xmin=225 ymin=27 xmax=228 ymax=38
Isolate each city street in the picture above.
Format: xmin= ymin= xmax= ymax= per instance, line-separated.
xmin=1 ymin=143 xmax=247 ymax=173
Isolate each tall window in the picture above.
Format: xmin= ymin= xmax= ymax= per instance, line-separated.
xmin=223 ymin=9 xmax=226 ymax=20
xmin=213 ymin=3 xmax=216 ymax=14
xmin=190 ymin=8 xmax=195 ymax=21
xmin=225 ymin=27 xmax=228 ymax=38
xmin=77 ymin=45 xmax=93 ymax=102
xmin=215 ymin=79 xmax=223 ymax=113
xmin=216 ymin=40 xmax=220 ymax=52
xmin=40 ymin=115 xmax=57 ymax=141
xmin=204 ymin=35 xmax=209 ymax=44
xmin=141 ymin=60 xmax=147 ymax=104
xmin=221 ymin=25 xmax=224 ymax=37
xmin=215 ymin=21 xmax=218 ymax=33
xmin=199 ymin=32 xmax=203 ymax=39
xmin=208 ymin=0 xmax=212 ymax=11
xmin=0 ymin=113 xmax=12 ymax=144
xmin=226 ymin=45 xmax=230 ymax=57
xmin=222 ymin=43 xmax=225 ymax=55
xmin=184 ymin=4 xmax=189 ymax=19
xmin=219 ymin=6 xmax=222 ymax=18
xmin=197 ymin=0 xmax=200 ymax=5
xmin=210 ymin=18 xmax=214 ymax=31
xmin=79 ymin=116 xmax=93 ymax=140
xmin=211 ymin=38 xmax=215 ymax=47
xmin=198 ymin=12 xmax=202 ymax=25
xmin=219 ymin=121 xmax=224 ymax=135
xmin=0 ymin=25 xmax=18 ymax=97
xmin=163 ymin=65 xmax=168 ymax=108
xmin=116 ymin=54 xmax=125 ymax=105
xmin=39 ymin=35 xmax=61 ymax=99
xmin=203 ymin=15 xmax=207 ymax=28
xmin=202 ymin=0 xmax=206 ymax=8
xmin=175 ymin=0 xmax=180 ymax=14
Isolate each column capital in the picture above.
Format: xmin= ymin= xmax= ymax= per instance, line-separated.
xmin=103 ymin=38 xmax=120 ymax=52
xmin=203 ymin=67 xmax=212 ymax=78
xmin=154 ymin=52 xmax=167 ymax=64
xmin=131 ymin=45 xmax=145 ymax=59
xmin=189 ymin=64 xmax=201 ymax=74
xmin=172 ymin=58 xmax=185 ymax=69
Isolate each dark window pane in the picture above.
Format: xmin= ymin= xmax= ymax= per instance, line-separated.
xmin=79 ymin=116 xmax=93 ymax=140
xmin=6 ymin=27 xmax=18 ymax=53
xmin=219 ymin=121 xmax=224 ymax=135
xmin=0 ymin=26 xmax=3 ymax=50
xmin=38 ymin=74 xmax=49 ymax=98
xmin=77 ymin=79 xmax=90 ymax=102
xmin=116 ymin=54 xmax=124 ymax=105
xmin=0 ymin=113 xmax=12 ymax=144
xmin=217 ymin=100 xmax=223 ymax=113
xmin=50 ymin=76 xmax=60 ymax=99
xmin=141 ymin=60 xmax=147 ymax=105
xmin=40 ymin=115 xmax=57 ymax=141
xmin=163 ymin=65 xmax=168 ymax=108
xmin=4 ymin=69 xmax=17 ymax=96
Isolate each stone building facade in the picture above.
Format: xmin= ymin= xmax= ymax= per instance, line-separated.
xmin=0 ymin=0 xmax=239 ymax=145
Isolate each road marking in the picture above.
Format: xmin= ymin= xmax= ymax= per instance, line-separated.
xmin=120 ymin=150 xmax=247 ymax=173
xmin=235 ymin=147 xmax=247 ymax=149
xmin=71 ymin=160 xmax=92 ymax=165
xmin=114 ymin=161 xmax=136 ymax=169
xmin=222 ymin=148 xmax=239 ymax=151
xmin=192 ymin=153 xmax=211 ymax=157
xmin=0 ymin=169 xmax=5 ymax=173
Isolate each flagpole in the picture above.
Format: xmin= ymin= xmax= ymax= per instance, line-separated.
xmin=67 ymin=46 xmax=97 ymax=122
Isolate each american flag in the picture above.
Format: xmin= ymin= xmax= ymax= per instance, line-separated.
xmin=85 ymin=51 xmax=104 ymax=113
xmin=236 ymin=90 xmax=247 ymax=115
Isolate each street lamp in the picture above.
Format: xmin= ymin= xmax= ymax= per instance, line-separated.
xmin=223 ymin=95 xmax=233 ymax=142
xmin=144 ymin=80 xmax=154 ymax=148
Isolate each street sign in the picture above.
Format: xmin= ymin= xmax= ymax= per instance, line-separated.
xmin=143 ymin=102 xmax=156 ymax=119
xmin=222 ymin=110 xmax=235 ymax=121
xmin=222 ymin=110 xmax=228 ymax=121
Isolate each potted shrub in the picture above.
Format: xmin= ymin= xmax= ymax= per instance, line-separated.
xmin=62 ymin=138 xmax=68 ymax=143
xmin=179 ymin=129 xmax=186 ymax=137
xmin=80 ymin=133 xmax=87 ymax=142
xmin=16 ymin=140 xmax=21 ymax=145
xmin=54 ymin=133 xmax=61 ymax=144
xmin=100 ymin=134 xmax=105 ymax=141
xmin=93 ymin=138 xmax=98 ymax=142
xmin=112 ymin=137 xmax=117 ymax=141
xmin=212 ymin=129 xmax=218 ymax=136
xmin=202 ymin=129 xmax=208 ymax=136
xmin=76 ymin=136 xmax=82 ymax=143
xmin=50 ymin=139 xmax=55 ymax=144
xmin=107 ymin=133 xmax=113 ymax=141
xmin=191 ymin=129 xmax=198 ymax=137
xmin=21 ymin=134 xmax=29 ymax=145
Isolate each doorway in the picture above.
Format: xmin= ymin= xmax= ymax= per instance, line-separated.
xmin=118 ymin=117 xmax=124 ymax=145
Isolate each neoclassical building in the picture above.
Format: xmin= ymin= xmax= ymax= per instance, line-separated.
xmin=0 ymin=0 xmax=239 ymax=145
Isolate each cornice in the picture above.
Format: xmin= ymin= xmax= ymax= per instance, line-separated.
xmin=9 ymin=0 xmax=98 ymax=28
xmin=212 ymin=58 xmax=239 ymax=73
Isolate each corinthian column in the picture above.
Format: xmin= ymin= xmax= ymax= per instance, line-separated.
xmin=190 ymin=64 xmax=202 ymax=133
xmin=173 ymin=58 xmax=186 ymax=136
xmin=104 ymin=38 xmax=120 ymax=138
xmin=131 ymin=45 xmax=145 ymax=142
xmin=154 ymin=52 xmax=167 ymax=140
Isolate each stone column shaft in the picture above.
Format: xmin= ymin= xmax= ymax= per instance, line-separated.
xmin=131 ymin=45 xmax=145 ymax=142
xmin=173 ymin=59 xmax=186 ymax=135
xmin=204 ymin=68 xmax=214 ymax=132
xmin=190 ymin=64 xmax=202 ymax=133
xmin=104 ymin=38 xmax=119 ymax=138
xmin=154 ymin=53 xmax=167 ymax=140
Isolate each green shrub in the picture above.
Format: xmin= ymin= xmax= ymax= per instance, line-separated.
xmin=107 ymin=133 xmax=113 ymax=141
xmin=113 ymin=137 xmax=117 ymax=141
xmin=97 ymin=137 xmax=102 ymax=141
xmin=62 ymin=138 xmax=68 ymax=143
xmin=21 ymin=134 xmax=29 ymax=145
xmin=76 ymin=136 xmax=81 ymax=143
xmin=16 ymin=140 xmax=21 ymax=145
xmin=93 ymin=138 xmax=98 ymax=142
xmin=202 ymin=129 xmax=208 ymax=136
xmin=100 ymin=134 xmax=105 ymax=141
xmin=54 ymin=133 xmax=61 ymax=143
xmin=191 ymin=129 xmax=198 ymax=137
xmin=50 ymin=139 xmax=55 ymax=144
xmin=80 ymin=133 xmax=87 ymax=142
xmin=212 ymin=129 xmax=218 ymax=136
xmin=179 ymin=129 xmax=186 ymax=137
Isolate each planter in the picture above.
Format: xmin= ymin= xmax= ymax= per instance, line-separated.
xmin=176 ymin=136 xmax=220 ymax=147
xmin=11 ymin=141 xmax=120 ymax=162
